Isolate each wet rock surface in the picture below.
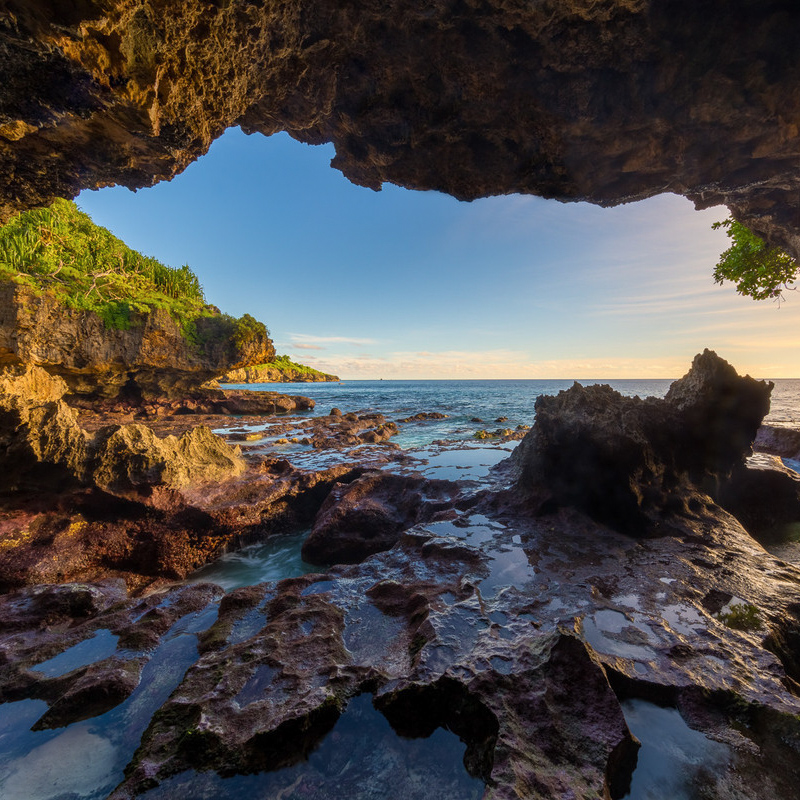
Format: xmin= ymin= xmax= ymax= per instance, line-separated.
xmin=1 ymin=3 xmax=799 ymax=257
xmin=302 ymin=471 xmax=464 ymax=565
xmin=2 ymin=351 xmax=800 ymax=799
xmin=0 ymin=581 xmax=221 ymax=730
xmin=0 ymin=367 xmax=428 ymax=593
xmin=4 ymin=502 xmax=795 ymax=800
xmin=0 ymin=459 xmax=363 ymax=593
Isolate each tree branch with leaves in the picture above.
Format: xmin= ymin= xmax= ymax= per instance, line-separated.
xmin=712 ymin=218 xmax=799 ymax=302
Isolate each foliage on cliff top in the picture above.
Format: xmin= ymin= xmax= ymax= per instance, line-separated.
xmin=271 ymin=355 xmax=336 ymax=378
xmin=713 ymin=218 xmax=798 ymax=302
xmin=0 ymin=199 xmax=270 ymax=348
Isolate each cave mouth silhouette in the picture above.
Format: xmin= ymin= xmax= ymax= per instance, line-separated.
xmin=0 ymin=1 xmax=798 ymax=259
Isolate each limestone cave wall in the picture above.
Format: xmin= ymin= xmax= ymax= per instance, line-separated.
xmin=1 ymin=0 xmax=798 ymax=257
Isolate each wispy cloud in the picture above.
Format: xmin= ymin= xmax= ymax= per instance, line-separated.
xmin=289 ymin=333 xmax=377 ymax=346
xmin=308 ymin=348 xmax=697 ymax=380
xmin=292 ymin=343 xmax=324 ymax=351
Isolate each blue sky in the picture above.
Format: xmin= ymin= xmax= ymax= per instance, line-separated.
xmin=77 ymin=127 xmax=800 ymax=378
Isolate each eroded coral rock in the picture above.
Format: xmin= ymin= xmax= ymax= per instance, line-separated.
xmin=755 ymin=424 xmax=800 ymax=460
xmin=0 ymin=364 xmax=247 ymax=493
xmin=0 ymin=285 xmax=275 ymax=400
xmin=1 ymin=3 xmax=799 ymax=257
xmin=510 ymin=349 xmax=772 ymax=534
xmin=90 ymin=423 xmax=245 ymax=491
xmin=0 ymin=364 xmax=89 ymax=489
xmin=0 ymin=460 xmax=364 ymax=592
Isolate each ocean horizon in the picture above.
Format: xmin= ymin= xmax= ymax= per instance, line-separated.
xmin=222 ymin=377 xmax=800 ymax=449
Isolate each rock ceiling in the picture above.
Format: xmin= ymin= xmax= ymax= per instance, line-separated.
xmin=1 ymin=1 xmax=798 ymax=257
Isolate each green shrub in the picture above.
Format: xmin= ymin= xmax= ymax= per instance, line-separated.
xmin=0 ymin=198 xmax=208 ymax=332
xmin=271 ymin=355 xmax=329 ymax=377
xmin=712 ymin=218 xmax=798 ymax=301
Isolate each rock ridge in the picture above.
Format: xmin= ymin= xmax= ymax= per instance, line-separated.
xmin=0 ymin=364 xmax=245 ymax=494
xmin=509 ymin=349 xmax=772 ymax=535
xmin=222 ymin=363 xmax=339 ymax=383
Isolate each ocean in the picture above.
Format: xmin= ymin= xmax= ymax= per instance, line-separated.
xmin=222 ymin=378 xmax=800 ymax=449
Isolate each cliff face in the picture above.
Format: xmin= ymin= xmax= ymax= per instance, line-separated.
xmin=0 ymin=284 xmax=275 ymax=399
xmin=1 ymin=1 xmax=798 ymax=258
xmin=223 ymin=363 xmax=339 ymax=384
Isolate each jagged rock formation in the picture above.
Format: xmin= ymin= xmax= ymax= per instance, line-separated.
xmin=5 ymin=504 xmax=798 ymax=799
xmin=2 ymin=352 xmax=800 ymax=797
xmin=0 ymin=458 xmax=363 ymax=591
xmin=0 ymin=364 xmax=245 ymax=493
xmin=0 ymin=361 xmax=89 ymax=487
xmin=509 ymin=349 xmax=772 ymax=534
xmin=302 ymin=471 xmax=462 ymax=564
xmin=0 ymin=2 xmax=798 ymax=257
xmin=0 ymin=284 xmax=275 ymax=400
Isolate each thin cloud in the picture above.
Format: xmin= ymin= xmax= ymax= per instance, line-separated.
xmin=289 ymin=333 xmax=377 ymax=346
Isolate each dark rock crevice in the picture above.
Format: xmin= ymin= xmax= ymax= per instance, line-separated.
xmin=375 ymin=677 xmax=499 ymax=784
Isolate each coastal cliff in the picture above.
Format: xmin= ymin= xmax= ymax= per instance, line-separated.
xmin=222 ymin=356 xmax=339 ymax=384
xmin=0 ymin=200 xmax=275 ymax=399
xmin=0 ymin=283 xmax=274 ymax=399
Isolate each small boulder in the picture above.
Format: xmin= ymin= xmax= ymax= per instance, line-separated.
xmin=90 ymin=424 xmax=245 ymax=491
xmin=302 ymin=472 xmax=460 ymax=565
xmin=396 ymin=412 xmax=448 ymax=423
xmin=755 ymin=425 xmax=800 ymax=460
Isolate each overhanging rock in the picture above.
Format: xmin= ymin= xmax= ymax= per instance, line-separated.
xmin=0 ymin=1 xmax=798 ymax=256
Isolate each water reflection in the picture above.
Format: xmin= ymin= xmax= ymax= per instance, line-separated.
xmin=141 ymin=693 xmax=485 ymax=800
xmin=30 ymin=629 xmax=119 ymax=678
xmin=0 ymin=605 xmax=218 ymax=800
xmin=621 ymin=700 xmax=731 ymax=800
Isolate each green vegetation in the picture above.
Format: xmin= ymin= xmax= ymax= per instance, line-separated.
xmin=194 ymin=312 xmax=270 ymax=353
xmin=271 ymin=355 xmax=333 ymax=379
xmin=0 ymin=199 xmax=269 ymax=346
xmin=712 ymin=218 xmax=798 ymax=301
xmin=717 ymin=602 xmax=762 ymax=632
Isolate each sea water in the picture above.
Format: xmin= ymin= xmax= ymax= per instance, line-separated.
xmin=222 ymin=378 xmax=800 ymax=448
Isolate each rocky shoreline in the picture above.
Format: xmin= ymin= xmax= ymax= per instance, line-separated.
xmin=1 ymin=351 xmax=800 ymax=799
xmin=0 ymin=284 xmax=276 ymax=400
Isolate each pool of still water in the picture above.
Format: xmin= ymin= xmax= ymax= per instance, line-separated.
xmin=140 ymin=693 xmax=485 ymax=800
